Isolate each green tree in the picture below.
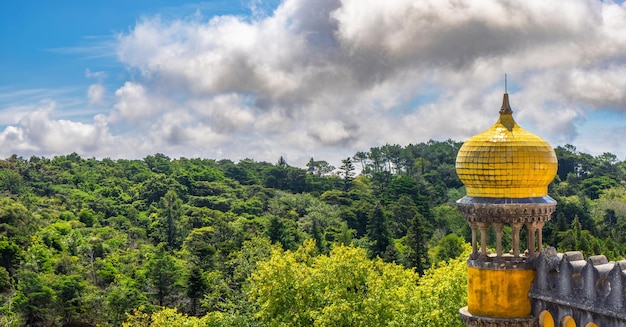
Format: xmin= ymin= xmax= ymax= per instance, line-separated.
xmin=144 ymin=153 xmax=172 ymax=174
xmin=249 ymin=241 xmax=421 ymax=326
xmin=183 ymin=227 xmax=217 ymax=270
xmin=266 ymin=215 xmax=298 ymax=250
xmin=0 ymin=168 xmax=22 ymax=194
xmin=385 ymin=175 xmax=432 ymax=221
xmin=0 ymin=239 xmax=22 ymax=276
xmin=430 ymin=234 xmax=466 ymax=264
xmin=558 ymin=216 xmax=602 ymax=256
xmin=367 ymin=147 xmax=385 ymax=173
xmin=13 ymin=271 xmax=55 ymax=326
xmin=124 ymin=307 xmax=247 ymax=327
xmin=277 ymin=156 xmax=288 ymax=168
xmin=152 ymin=190 xmax=183 ymax=249
xmin=366 ymin=204 xmax=392 ymax=259
xmin=387 ymin=195 xmax=418 ymax=238
xmin=54 ymin=274 xmax=87 ymax=325
xmin=404 ymin=211 xmax=430 ymax=274
xmin=186 ymin=265 xmax=209 ymax=316
xmin=0 ymin=197 xmax=38 ymax=246
xmin=249 ymin=240 xmax=469 ymax=327
xmin=432 ymin=204 xmax=468 ymax=239
xmin=352 ymin=151 xmax=368 ymax=173
xmin=227 ymin=237 xmax=275 ymax=285
xmin=414 ymin=244 xmax=470 ymax=326
xmin=145 ymin=244 xmax=184 ymax=306
xmin=306 ymin=159 xmax=335 ymax=177
xmin=0 ymin=266 xmax=10 ymax=292
xmin=339 ymin=157 xmax=355 ymax=191
xmin=139 ymin=174 xmax=176 ymax=206
xmin=106 ymin=277 xmax=148 ymax=326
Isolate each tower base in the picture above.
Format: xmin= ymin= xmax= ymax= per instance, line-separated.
xmin=460 ymin=307 xmax=535 ymax=327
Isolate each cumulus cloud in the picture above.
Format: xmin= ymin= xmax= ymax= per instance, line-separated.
xmin=0 ymin=102 xmax=114 ymax=157
xmin=2 ymin=0 xmax=626 ymax=164
xmin=110 ymin=0 xmax=626 ymax=163
xmin=112 ymin=82 xmax=162 ymax=122
xmin=88 ymin=84 xmax=105 ymax=106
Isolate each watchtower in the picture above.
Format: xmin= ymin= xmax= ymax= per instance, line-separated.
xmin=456 ymin=90 xmax=558 ymax=326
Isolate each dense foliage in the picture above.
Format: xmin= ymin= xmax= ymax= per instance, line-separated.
xmin=0 ymin=140 xmax=624 ymax=326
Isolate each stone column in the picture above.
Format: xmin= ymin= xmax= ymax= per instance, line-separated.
xmin=536 ymin=221 xmax=544 ymax=255
xmin=493 ymin=223 xmax=504 ymax=258
xmin=470 ymin=222 xmax=478 ymax=259
xmin=526 ymin=222 xmax=536 ymax=259
xmin=477 ymin=222 xmax=489 ymax=259
xmin=511 ymin=222 xmax=523 ymax=258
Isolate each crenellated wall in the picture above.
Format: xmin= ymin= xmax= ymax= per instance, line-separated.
xmin=530 ymin=248 xmax=626 ymax=327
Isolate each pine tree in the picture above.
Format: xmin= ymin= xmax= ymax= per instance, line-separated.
xmin=186 ymin=266 xmax=208 ymax=316
xmin=153 ymin=190 xmax=182 ymax=250
xmin=146 ymin=244 xmax=183 ymax=306
xmin=404 ymin=212 xmax=430 ymax=274
xmin=367 ymin=204 xmax=392 ymax=259
xmin=339 ymin=157 xmax=355 ymax=191
xmin=311 ymin=218 xmax=326 ymax=253
xmin=267 ymin=215 xmax=295 ymax=250
xmin=277 ymin=156 xmax=288 ymax=168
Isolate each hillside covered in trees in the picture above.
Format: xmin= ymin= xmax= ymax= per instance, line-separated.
xmin=0 ymin=140 xmax=625 ymax=326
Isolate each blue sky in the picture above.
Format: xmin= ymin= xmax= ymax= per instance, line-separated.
xmin=0 ymin=1 xmax=253 ymax=119
xmin=1 ymin=0 xmax=626 ymax=167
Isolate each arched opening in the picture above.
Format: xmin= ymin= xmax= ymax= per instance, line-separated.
xmin=561 ymin=316 xmax=576 ymax=327
xmin=538 ymin=310 xmax=555 ymax=327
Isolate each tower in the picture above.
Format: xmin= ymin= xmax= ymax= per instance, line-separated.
xmin=456 ymin=90 xmax=558 ymax=326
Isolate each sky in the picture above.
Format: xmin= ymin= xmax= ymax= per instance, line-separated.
xmin=2 ymin=0 xmax=626 ymax=168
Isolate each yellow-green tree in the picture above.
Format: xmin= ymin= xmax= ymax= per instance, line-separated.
xmin=124 ymin=307 xmax=242 ymax=327
xmin=249 ymin=240 xmax=469 ymax=327
xmin=413 ymin=244 xmax=470 ymax=326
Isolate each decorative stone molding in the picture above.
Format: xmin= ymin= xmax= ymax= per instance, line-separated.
xmin=460 ymin=307 xmax=536 ymax=327
xmin=457 ymin=201 xmax=555 ymax=224
xmin=467 ymin=258 xmax=534 ymax=271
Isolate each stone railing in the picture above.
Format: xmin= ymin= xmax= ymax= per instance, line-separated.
xmin=529 ymin=248 xmax=626 ymax=327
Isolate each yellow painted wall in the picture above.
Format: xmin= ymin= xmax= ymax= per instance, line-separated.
xmin=467 ymin=266 xmax=535 ymax=318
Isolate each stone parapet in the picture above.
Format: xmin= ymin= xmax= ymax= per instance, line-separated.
xmin=530 ymin=248 xmax=626 ymax=326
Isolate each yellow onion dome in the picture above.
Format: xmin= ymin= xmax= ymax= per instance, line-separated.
xmin=455 ymin=93 xmax=557 ymax=198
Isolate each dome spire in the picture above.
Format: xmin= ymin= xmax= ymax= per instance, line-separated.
xmin=499 ymin=74 xmax=513 ymax=115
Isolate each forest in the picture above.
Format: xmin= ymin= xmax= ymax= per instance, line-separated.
xmin=0 ymin=140 xmax=625 ymax=326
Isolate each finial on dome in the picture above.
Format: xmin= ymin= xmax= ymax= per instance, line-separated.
xmin=505 ymin=73 xmax=507 ymax=93
xmin=499 ymin=74 xmax=513 ymax=115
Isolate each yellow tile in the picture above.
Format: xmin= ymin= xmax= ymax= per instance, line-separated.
xmin=455 ymin=110 xmax=557 ymax=198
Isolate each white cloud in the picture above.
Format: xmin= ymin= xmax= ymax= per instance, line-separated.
xmin=88 ymin=84 xmax=105 ymax=106
xmin=107 ymin=0 xmax=626 ymax=164
xmin=112 ymin=82 xmax=161 ymax=122
xmin=0 ymin=102 xmax=115 ymax=157
xmin=85 ymin=68 xmax=108 ymax=80
xmin=4 ymin=0 xmax=626 ymax=164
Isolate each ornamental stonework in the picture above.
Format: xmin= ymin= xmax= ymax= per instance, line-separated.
xmin=460 ymin=307 xmax=536 ymax=327
xmin=457 ymin=202 xmax=555 ymax=224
